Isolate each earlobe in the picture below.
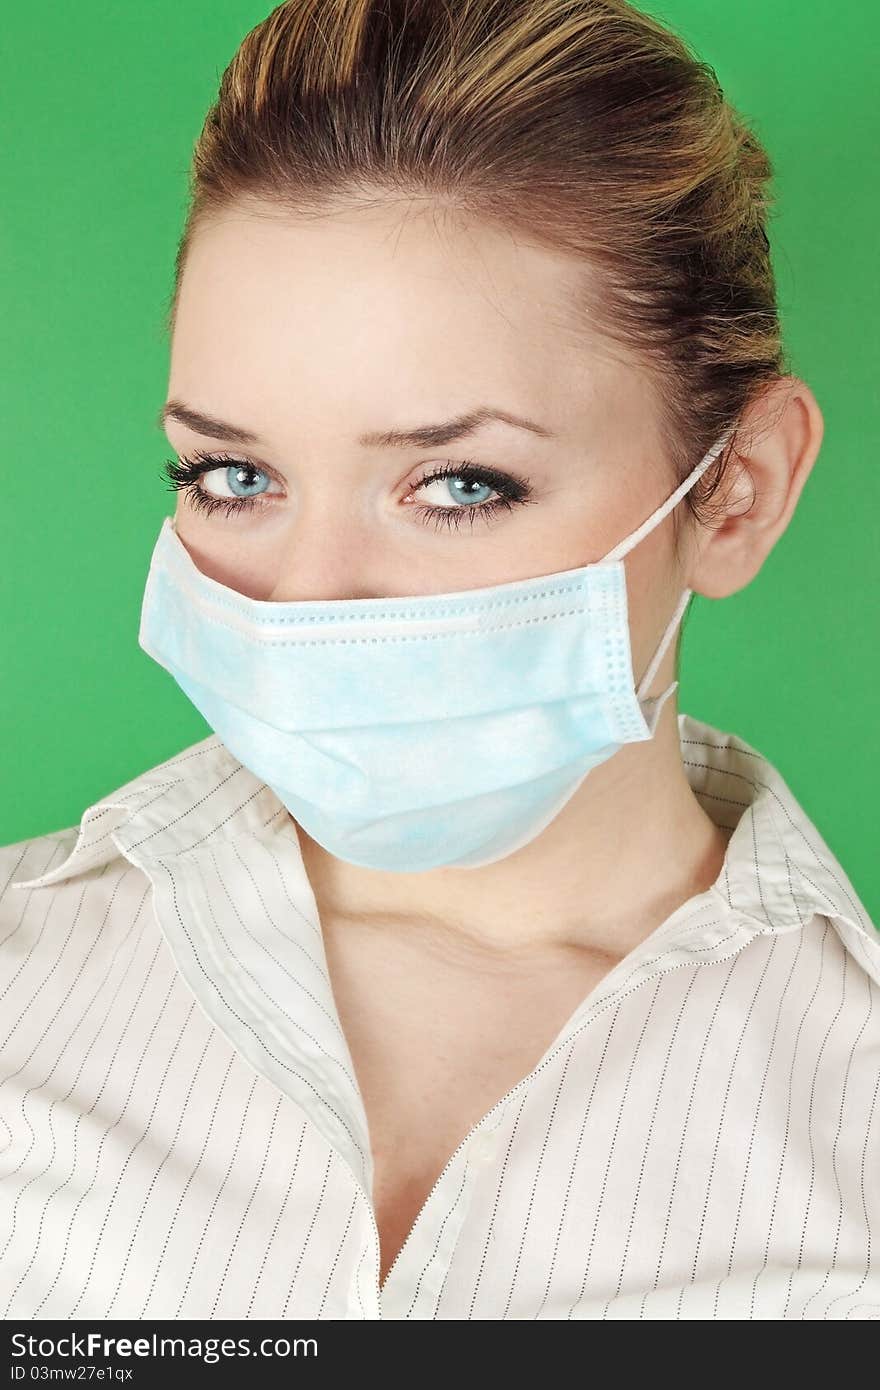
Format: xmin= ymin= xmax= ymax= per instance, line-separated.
xmin=680 ymin=458 xmax=756 ymax=601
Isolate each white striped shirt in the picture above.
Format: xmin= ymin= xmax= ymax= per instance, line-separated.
xmin=1 ymin=712 xmax=878 ymax=1320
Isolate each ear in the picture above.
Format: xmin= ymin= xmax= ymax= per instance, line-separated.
xmin=686 ymin=376 xmax=825 ymax=600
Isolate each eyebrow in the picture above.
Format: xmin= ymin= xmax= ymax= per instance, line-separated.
xmin=157 ymin=401 xmax=555 ymax=449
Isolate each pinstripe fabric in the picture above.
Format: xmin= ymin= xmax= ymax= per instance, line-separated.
xmin=1 ymin=712 xmax=878 ymax=1320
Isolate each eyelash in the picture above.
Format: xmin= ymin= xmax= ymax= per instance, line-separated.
xmin=160 ymin=450 xmax=535 ymax=532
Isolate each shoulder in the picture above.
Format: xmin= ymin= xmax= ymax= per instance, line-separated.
xmin=0 ymin=736 xmax=233 ymax=1011
xmin=0 ymin=734 xmax=227 ymax=908
xmin=0 ymin=731 xmax=287 ymax=926
xmin=0 ymin=825 xmax=80 ymax=900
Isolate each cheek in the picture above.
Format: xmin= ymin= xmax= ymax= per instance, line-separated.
xmin=173 ymin=515 xmax=277 ymax=600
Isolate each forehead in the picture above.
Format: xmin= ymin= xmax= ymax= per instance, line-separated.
xmin=168 ymin=198 xmax=633 ymax=433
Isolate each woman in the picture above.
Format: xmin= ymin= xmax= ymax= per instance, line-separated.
xmin=2 ymin=0 xmax=877 ymax=1321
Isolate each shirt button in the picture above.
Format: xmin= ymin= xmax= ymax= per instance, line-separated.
xmin=469 ymin=1131 xmax=497 ymax=1165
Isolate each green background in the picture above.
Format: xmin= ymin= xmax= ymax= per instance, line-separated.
xmin=2 ymin=2 xmax=877 ymax=920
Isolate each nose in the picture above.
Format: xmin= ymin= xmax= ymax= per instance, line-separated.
xmin=264 ymin=515 xmax=388 ymax=603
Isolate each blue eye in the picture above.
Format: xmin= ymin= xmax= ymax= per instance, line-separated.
xmin=161 ymin=452 xmax=535 ymax=531
xmin=420 ymin=472 xmax=495 ymax=507
xmin=213 ymin=463 xmax=271 ymax=499
xmin=162 ymin=452 xmax=279 ymax=519
xmin=406 ymin=460 xmax=535 ymax=532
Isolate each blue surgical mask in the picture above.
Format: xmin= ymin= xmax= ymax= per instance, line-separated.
xmin=138 ymin=429 xmax=733 ymax=872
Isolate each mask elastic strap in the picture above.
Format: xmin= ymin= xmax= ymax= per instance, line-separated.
xmin=600 ymin=427 xmax=735 ymax=565
xmin=635 ymin=586 xmax=692 ymax=704
xmin=603 ymin=426 xmax=736 ymax=714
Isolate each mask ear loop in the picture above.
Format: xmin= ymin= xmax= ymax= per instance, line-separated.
xmin=598 ymin=428 xmax=737 ymax=714
xmin=600 ymin=428 xmax=735 ymax=567
xmin=634 ymin=586 xmax=691 ymax=719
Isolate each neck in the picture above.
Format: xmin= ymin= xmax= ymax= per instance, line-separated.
xmin=294 ymin=700 xmax=729 ymax=961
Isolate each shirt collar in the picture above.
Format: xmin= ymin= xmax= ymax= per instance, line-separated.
xmin=677 ymin=718 xmax=872 ymax=941
xmin=10 ymin=714 xmax=874 ymax=947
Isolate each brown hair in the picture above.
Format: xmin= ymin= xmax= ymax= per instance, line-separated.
xmin=167 ymin=0 xmax=788 ymax=547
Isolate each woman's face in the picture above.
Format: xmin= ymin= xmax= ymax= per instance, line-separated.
xmin=161 ymin=195 xmax=696 ymax=681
